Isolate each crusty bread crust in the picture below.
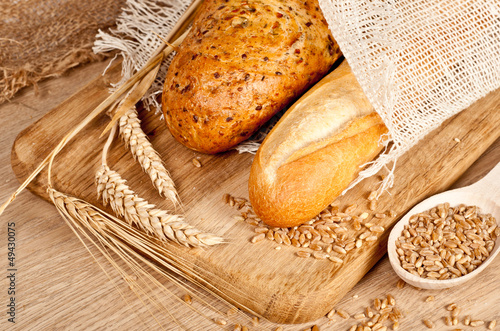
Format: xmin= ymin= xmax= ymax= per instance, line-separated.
xmin=162 ymin=0 xmax=340 ymax=154
xmin=248 ymin=61 xmax=388 ymax=227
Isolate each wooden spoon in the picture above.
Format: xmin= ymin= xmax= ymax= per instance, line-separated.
xmin=387 ymin=162 xmax=500 ymax=289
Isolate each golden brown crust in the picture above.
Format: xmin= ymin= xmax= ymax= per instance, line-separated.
xmin=249 ymin=114 xmax=387 ymax=227
xmin=162 ymin=0 xmax=340 ymax=154
xmin=248 ymin=62 xmax=388 ymax=227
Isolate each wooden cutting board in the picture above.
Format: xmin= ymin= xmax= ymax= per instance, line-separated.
xmin=11 ymin=61 xmax=500 ymax=324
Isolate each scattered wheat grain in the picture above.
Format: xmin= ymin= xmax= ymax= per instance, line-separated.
xmin=251 ymin=233 xmax=265 ymax=243
xmin=370 ymin=225 xmax=385 ymax=233
xmin=297 ymin=251 xmax=311 ymax=258
xmin=344 ymin=203 xmax=356 ymax=213
xmin=446 ymin=303 xmax=457 ymax=311
xmin=327 ymin=308 xmax=336 ymax=319
xmin=470 ymin=320 xmax=485 ymax=327
xmin=337 ymin=309 xmax=350 ymax=319
xmin=360 ymin=212 xmax=369 ymax=220
xmin=380 ymin=307 xmax=393 ymax=315
xmin=191 ymin=158 xmax=202 ymax=168
xmin=333 ymin=245 xmax=347 ymax=255
xmin=254 ymin=227 xmax=268 ymax=233
xmin=214 ymin=317 xmax=227 ymax=325
xmin=329 ymin=256 xmax=343 ymax=264
xmin=365 ymin=306 xmax=374 ymax=318
xmin=423 ymin=319 xmax=434 ymax=328
xmin=387 ymin=294 xmax=395 ymax=306
xmin=313 ymin=251 xmax=329 ymax=260
xmin=274 ymin=232 xmax=283 ymax=244
xmin=451 ymin=307 xmax=460 ymax=317
xmin=378 ymin=313 xmax=389 ymax=323
xmin=368 ymin=191 xmax=378 ymax=201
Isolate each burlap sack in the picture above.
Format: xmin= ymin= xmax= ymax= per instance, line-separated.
xmin=0 ymin=0 xmax=126 ymax=104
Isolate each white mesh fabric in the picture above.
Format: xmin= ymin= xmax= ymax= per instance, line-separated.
xmin=319 ymin=0 xmax=500 ymax=194
xmin=93 ymin=0 xmax=190 ymax=112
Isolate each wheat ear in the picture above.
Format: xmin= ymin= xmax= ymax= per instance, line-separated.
xmin=0 ymin=32 xmax=190 ymax=216
xmin=48 ymin=187 xmax=255 ymax=327
xmin=95 ymin=164 xmax=223 ymax=247
xmin=119 ymin=107 xmax=179 ymax=205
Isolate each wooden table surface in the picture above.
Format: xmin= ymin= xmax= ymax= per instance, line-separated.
xmin=0 ymin=60 xmax=499 ymax=331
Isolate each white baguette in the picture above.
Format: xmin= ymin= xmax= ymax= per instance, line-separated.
xmin=248 ymin=60 xmax=388 ymax=227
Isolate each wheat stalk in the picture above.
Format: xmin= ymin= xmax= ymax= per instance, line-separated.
xmin=98 ymin=123 xmax=222 ymax=247
xmin=0 ymin=0 xmax=198 ymax=217
xmin=1 ymin=0 xmax=249 ymax=326
xmin=48 ymin=186 xmax=258 ymax=328
xmin=47 ymin=187 xmax=231 ymax=329
xmin=119 ymin=107 xmax=179 ymax=205
xmin=95 ymin=164 xmax=223 ymax=247
xmin=0 ymin=34 xmax=187 ymax=216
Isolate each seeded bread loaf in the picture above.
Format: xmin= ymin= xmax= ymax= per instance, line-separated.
xmin=162 ymin=0 xmax=341 ymax=154
xmin=248 ymin=61 xmax=388 ymax=227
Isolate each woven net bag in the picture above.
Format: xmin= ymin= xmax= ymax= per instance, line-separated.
xmin=319 ymin=0 xmax=500 ymax=192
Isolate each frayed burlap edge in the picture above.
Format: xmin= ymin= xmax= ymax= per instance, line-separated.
xmin=0 ymin=46 xmax=116 ymax=104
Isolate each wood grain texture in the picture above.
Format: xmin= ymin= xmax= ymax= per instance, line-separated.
xmin=1 ymin=59 xmax=499 ymax=329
